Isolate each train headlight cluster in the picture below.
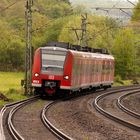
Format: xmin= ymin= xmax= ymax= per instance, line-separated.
xmin=35 ymin=73 xmax=39 ymax=77
xmin=64 ymin=75 xmax=69 ymax=80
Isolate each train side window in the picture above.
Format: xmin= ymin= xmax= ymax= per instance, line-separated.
xmin=102 ymin=62 xmax=105 ymax=74
xmin=97 ymin=63 xmax=99 ymax=73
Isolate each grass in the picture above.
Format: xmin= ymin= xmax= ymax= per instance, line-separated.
xmin=113 ymin=80 xmax=133 ymax=86
xmin=0 ymin=72 xmax=27 ymax=106
xmin=0 ymin=72 xmax=24 ymax=92
xmin=0 ymin=72 xmax=135 ymax=106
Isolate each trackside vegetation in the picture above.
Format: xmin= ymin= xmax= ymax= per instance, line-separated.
xmin=0 ymin=72 xmax=134 ymax=106
xmin=0 ymin=72 xmax=27 ymax=105
xmin=0 ymin=0 xmax=140 ymax=80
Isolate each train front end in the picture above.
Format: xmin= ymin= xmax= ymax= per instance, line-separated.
xmin=32 ymin=47 xmax=72 ymax=97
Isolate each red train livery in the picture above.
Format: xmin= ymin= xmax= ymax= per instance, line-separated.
xmin=32 ymin=42 xmax=114 ymax=97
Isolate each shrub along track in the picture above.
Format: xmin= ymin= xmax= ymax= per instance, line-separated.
xmin=45 ymin=85 xmax=140 ymax=140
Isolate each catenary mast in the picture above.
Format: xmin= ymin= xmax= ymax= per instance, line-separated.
xmin=24 ymin=0 xmax=33 ymax=94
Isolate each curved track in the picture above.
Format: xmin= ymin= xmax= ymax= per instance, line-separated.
xmin=94 ymin=86 xmax=140 ymax=132
xmin=0 ymin=95 xmax=39 ymax=140
xmin=117 ymin=91 xmax=140 ymax=119
xmin=41 ymin=100 xmax=73 ymax=140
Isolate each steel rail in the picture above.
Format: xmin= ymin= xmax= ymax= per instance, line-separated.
xmin=117 ymin=90 xmax=140 ymax=119
xmin=94 ymin=86 xmax=140 ymax=132
xmin=41 ymin=101 xmax=73 ymax=140
xmin=0 ymin=95 xmax=39 ymax=140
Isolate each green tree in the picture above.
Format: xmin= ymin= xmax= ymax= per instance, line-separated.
xmin=112 ymin=29 xmax=136 ymax=79
xmin=0 ymin=20 xmax=24 ymax=71
xmin=34 ymin=0 xmax=72 ymax=18
xmin=131 ymin=0 xmax=140 ymax=21
xmin=58 ymin=15 xmax=119 ymax=52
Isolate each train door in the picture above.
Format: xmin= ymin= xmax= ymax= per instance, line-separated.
xmin=77 ymin=58 xmax=81 ymax=87
xmin=98 ymin=59 xmax=102 ymax=84
xmin=95 ymin=59 xmax=98 ymax=84
xmin=96 ymin=59 xmax=99 ymax=83
xmin=111 ymin=60 xmax=114 ymax=82
xmin=91 ymin=57 xmax=95 ymax=84
xmin=89 ymin=58 xmax=92 ymax=85
xmin=109 ymin=60 xmax=111 ymax=82
xmin=87 ymin=58 xmax=90 ymax=85
xmin=80 ymin=57 xmax=84 ymax=86
xmin=106 ymin=60 xmax=109 ymax=82
xmin=83 ymin=58 xmax=87 ymax=85
xmin=102 ymin=60 xmax=106 ymax=83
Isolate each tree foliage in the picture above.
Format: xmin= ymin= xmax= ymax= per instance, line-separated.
xmin=131 ymin=1 xmax=140 ymax=21
xmin=0 ymin=0 xmax=72 ymax=71
xmin=112 ymin=29 xmax=137 ymax=79
xmin=0 ymin=20 xmax=24 ymax=71
xmin=34 ymin=0 xmax=72 ymax=18
xmin=59 ymin=15 xmax=119 ymax=51
xmin=0 ymin=0 xmax=140 ymax=81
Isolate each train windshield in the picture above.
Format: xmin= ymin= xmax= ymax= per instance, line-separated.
xmin=41 ymin=49 xmax=67 ymax=75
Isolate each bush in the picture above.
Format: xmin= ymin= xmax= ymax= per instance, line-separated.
xmin=115 ymin=75 xmax=124 ymax=84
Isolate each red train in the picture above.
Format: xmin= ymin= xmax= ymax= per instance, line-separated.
xmin=32 ymin=42 xmax=114 ymax=97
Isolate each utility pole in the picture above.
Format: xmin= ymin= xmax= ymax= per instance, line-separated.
xmin=24 ymin=0 xmax=33 ymax=95
xmin=67 ymin=14 xmax=88 ymax=47
xmin=80 ymin=14 xmax=88 ymax=47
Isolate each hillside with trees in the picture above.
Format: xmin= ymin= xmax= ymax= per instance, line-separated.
xmin=0 ymin=0 xmax=140 ymax=80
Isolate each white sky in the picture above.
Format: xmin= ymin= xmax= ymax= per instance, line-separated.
xmin=70 ymin=0 xmax=138 ymax=2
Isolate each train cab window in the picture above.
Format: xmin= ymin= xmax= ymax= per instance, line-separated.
xmin=41 ymin=49 xmax=67 ymax=75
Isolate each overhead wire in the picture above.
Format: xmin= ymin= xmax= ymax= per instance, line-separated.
xmin=127 ymin=0 xmax=136 ymax=6
xmin=0 ymin=0 xmax=20 ymax=12
xmin=86 ymin=0 xmax=123 ymax=41
xmin=31 ymin=2 xmax=135 ymax=33
xmin=1 ymin=0 xmax=138 ymax=40
xmin=32 ymin=18 xmax=62 ymax=33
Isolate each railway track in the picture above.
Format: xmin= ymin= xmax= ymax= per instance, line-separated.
xmin=1 ymin=85 xmax=139 ymax=140
xmin=94 ymin=86 xmax=140 ymax=132
xmin=41 ymin=85 xmax=140 ymax=140
xmin=41 ymin=100 xmax=73 ymax=140
xmin=0 ymin=95 xmax=39 ymax=140
xmin=117 ymin=90 xmax=140 ymax=119
xmin=1 ymin=95 xmax=72 ymax=140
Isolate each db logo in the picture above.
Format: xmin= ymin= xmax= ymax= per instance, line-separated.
xmin=48 ymin=75 xmax=54 ymax=80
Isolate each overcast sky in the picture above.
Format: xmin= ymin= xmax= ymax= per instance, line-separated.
xmin=70 ymin=0 xmax=138 ymax=2
xmin=69 ymin=0 xmax=139 ymax=6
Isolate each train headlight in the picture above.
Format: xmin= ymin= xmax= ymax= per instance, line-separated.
xmin=35 ymin=73 xmax=39 ymax=77
xmin=64 ymin=75 xmax=69 ymax=80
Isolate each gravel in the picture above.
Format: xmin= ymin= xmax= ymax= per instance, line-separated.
xmin=122 ymin=93 xmax=140 ymax=114
xmin=47 ymin=91 xmax=140 ymax=140
xmin=2 ymin=88 xmax=140 ymax=140
xmin=13 ymin=99 xmax=58 ymax=140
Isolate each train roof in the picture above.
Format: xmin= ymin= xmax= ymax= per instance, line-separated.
xmin=41 ymin=46 xmax=67 ymax=52
xmin=40 ymin=46 xmax=114 ymax=60
xmin=69 ymin=49 xmax=114 ymax=60
xmin=46 ymin=42 xmax=109 ymax=55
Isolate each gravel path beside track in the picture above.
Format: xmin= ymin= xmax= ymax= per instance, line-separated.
xmin=47 ymin=90 xmax=140 ymax=140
